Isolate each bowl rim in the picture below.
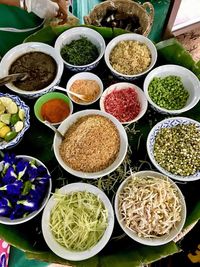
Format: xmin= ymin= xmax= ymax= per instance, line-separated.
xmin=0 ymin=92 xmax=30 ymax=150
xmin=0 ymin=155 xmax=52 ymax=225
xmin=34 ymin=91 xmax=74 ymax=126
xmin=0 ymin=42 xmax=64 ymax=96
xmin=53 ymin=109 xmax=128 ymax=179
xmin=146 ymin=116 xmax=200 ymax=181
xmin=54 ymin=27 xmax=106 ymax=68
xmin=99 ymin=82 xmax=148 ymax=124
xmin=114 ymin=170 xmax=187 ymax=246
xmin=104 ymin=33 xmax=157 ymax=78
xmin=143 ymin=64 xmax=200 ymax=114
xmin=42 ymin=182 xmax=114 ymax=261
xmin=66 ymin=71 xmax=104 ymax=105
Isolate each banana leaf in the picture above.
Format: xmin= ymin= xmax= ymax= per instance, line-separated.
xmin=24 ymin=24 xmax=129 ymax=45
xmin=156 ymin=38 xmax=200 ymax=79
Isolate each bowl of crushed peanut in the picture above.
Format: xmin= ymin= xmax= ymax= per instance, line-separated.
xmin=53 ymin=109 xmax=128 ymax=179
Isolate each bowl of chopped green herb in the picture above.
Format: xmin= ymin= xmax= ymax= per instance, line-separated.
xmin=55 ymin=27 xmax=106 ymax=72
xmin=147 ymin=117 xmax=200 ymax=182
xmin=42 ymin=182 xmax=114 ymax=261
xmin=143 ymin=65 xmax=200 ymax=115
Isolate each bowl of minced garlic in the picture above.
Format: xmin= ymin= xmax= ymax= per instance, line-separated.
xmin=66 ymin=72 xmax=103 ymax=105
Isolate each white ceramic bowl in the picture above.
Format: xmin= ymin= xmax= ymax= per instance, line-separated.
xmin=0 ymin=42 xmax=64 ymax=99
xmin=100 ymin=82 xmax=148 ymax=124
xmin=147 ymin=117 xmax=200 ymax=181
xmin=143 ymin=65 xmax=200 ymax=115
xmin=115 ymin=170 xmax=186 ymax=246
xmin=0 ymin=93 xmax=30 ymax=150
xmin=42 ymin=182 xmax=114 ymax=261
xmin=104 ymin=33 xmax=157 ymax=81
xmin=0 ymin=155 xmax=52 ymax=225
xmin=55 ymin=27 xmax=106 ymax=72
xmin=53 ymin=109 xmax=128 ymax=179
xmin=66 ymin=72 xmax=104 ymax=105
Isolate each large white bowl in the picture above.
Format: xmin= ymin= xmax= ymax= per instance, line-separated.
xmin=55 ymin=27 xmax=106 ymax=72
xmin=0 ymin=42 xmax=64 ymax=99
xmin=104 ymin=33 xmax=157 ymax=81
xmin=100 ymin=82 xmax=148 ymax=124
xmin=0 ymin=155 xmax=52 ymax=225
xmin=115 ymin=171 xmax=186 ymax=246
xmin=147 ymin=117 xmax=200 ymax=181
xmin=53 ymin=109 xmax=128 ymax=179
xmin=66 ymin=72 xmax=104 ymax=105
xmin=143 ymin=65 xmax=200 ymax=115
xmin=42 ymin=182 xmax=114 ymax=261
xmin=0 ymin=93 xmax=30 ymax=150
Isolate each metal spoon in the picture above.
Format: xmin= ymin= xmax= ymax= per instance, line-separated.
xmin=0 ymin=73 xmax=28 ymax=86
xmin=43 ymin=120 xmax=65 ymax=140
xmin=53 ymin=85 xmax=90 ymax=102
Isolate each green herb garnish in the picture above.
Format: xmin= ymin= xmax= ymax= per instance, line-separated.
xmin=61 ymin=37 xmax=99 ymax=66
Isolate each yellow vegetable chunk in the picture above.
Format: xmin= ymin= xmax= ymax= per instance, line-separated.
xmin=0 ymin=125 xmax=11 ymax=138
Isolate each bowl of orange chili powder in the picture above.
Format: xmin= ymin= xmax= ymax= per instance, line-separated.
xmin=34 ymin=92 xmax=73 ymax=126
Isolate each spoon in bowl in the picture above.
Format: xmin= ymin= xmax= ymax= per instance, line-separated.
xmin=43 ymin=120 xmax=64 ymax=140
xmin=0 ymin=73 xmax=28 ymax=86
xmin=53 ymin=85 xmax=91 ymax=102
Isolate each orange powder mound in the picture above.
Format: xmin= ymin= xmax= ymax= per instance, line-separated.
xmin=41 ymin=98 xmax=70 ymax=123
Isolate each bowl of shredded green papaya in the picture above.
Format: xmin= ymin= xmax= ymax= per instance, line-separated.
xmin=42 ymin=182 xmax=114 ymax=261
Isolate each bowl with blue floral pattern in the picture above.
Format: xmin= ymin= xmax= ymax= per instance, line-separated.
xmin=0 ymin=154 xmax=52 ymax=225
xmin=147 ymin=117 xmax=200 ymax=182
xmin=0 ymin=93 xmax=30 ymax=150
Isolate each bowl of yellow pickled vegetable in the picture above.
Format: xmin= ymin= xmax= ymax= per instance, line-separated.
xmin=42 ymin=182 xmax=114 ymax=261
xmin=0 ymin=93 xmax=30 ymax=149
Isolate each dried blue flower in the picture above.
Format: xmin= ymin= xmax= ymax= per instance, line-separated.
xmin=2 ymin=166 xmax=17 ymax=185
xmin=0 ymin=180 xmax=23 ymax=196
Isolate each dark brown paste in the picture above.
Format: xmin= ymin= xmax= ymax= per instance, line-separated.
xmin=9 ymin=52 xmax=57 ymax=91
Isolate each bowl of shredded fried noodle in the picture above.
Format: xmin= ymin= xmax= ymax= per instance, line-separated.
xmin=115 ymin=170 xmax=186 ymax=246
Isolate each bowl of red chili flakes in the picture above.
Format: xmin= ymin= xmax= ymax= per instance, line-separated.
xmin=100 ymin=82 xmax=148 ymax=124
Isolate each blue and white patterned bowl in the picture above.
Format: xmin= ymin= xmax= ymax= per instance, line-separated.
xmin=0 ymin=93 xmax=30 ymax=150
xmin=54 ymin=27 xmax=106 ymax=72
xmin=104 ymin=33 xmax=157 ymax=81
xmin=147 ymin=117 xmax=200 ymax=181
xmin=0 ymin=42 xmax=64 ymax=99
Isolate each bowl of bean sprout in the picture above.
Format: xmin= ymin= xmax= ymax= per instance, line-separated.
xmin=115 ymin=171 xmax=186 ymax=246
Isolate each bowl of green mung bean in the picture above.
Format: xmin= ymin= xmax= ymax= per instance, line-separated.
xmin=143 ymin=65 xmax=200 ymax=115
xmin=54 ymin=27 xmax=106 ymax=72
xmin=147 ymin=117 xmax=200 ymax=182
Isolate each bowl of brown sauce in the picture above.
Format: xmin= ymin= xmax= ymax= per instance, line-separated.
xmin=0 ymin=42 xmax=64 ymax=99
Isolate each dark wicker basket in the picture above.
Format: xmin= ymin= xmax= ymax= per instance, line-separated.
xmin=84 ymin=0 xmax=154 ymax=36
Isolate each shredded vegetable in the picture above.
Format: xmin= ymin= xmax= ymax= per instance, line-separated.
xmin=50 ymin=191 xmax=108 ymax=251
xmin=118 ymin=175 xmax=182 ymax=238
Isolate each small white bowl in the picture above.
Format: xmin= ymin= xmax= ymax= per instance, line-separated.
xmin=0 ymin=155 xmax=52 ymax=225
xmin=42 ymin=182 xmax=114 ymax=261
xmin=55 ymin=27 xmax=106 ymax=72
xmin=147 ymin=117 xmax=200 ymax=181
xmin=0 ymin=42 xmax=64 ymax=99
xmin=0 ymin=93 xmax=30 ymax=150
xmin=53 ymin=109 xmax=128 ymax=179
xmin=100 ymin=82 xmax=148 ymax=124
xmin=66 ymin=72 xmax=104 ymax=105
xmin=104 ymin=33 xmax=157 ymax=81
xmin=143 ymin=65 xmax=200 ymax=115
xmin=115 ymin=170 xmax=186 ymax=246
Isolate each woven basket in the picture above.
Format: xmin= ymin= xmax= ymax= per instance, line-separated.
xmin=84 ymin=0 xmax=154 ymax=36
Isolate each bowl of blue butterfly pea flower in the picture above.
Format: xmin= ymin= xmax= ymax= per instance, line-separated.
xmin=0 ymin=153 xmax=52 ymax=225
